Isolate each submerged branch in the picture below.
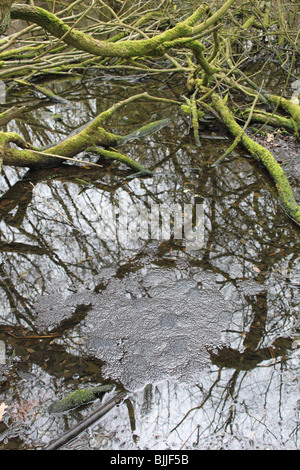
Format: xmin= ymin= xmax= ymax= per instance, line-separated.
xmin=45 ymin=391 xmax=127 ymax=450
xmin=48 ymin=384 xmax=114 ymax=414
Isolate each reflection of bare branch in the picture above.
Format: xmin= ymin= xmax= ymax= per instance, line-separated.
xmin=0 ymin=322 xmax=104 ymax=381
xmin=0 ymin=178 xmax=34 ymax=226
xmin=171 ymin=286 xmax=296 ymax=441
xmin=171 ymin=369 xmax=222 ymax=433
xmin=209 ymin=336 xmax=293 ymax=371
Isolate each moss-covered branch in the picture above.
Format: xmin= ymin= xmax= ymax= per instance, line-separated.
xmin=0 ymin=0 xmax=13 ymax=35
xmin=87 ymin=147 xmax=152 ymax=176
xmin=14 ymin=79 xmax=70 ymax=105
xmin=0 ymin=94 xmax=141 ymax=167
xmin=242 ymin=109 xmax=298 ymax=134
xmin=211 ymin=93 xmax=300 ymax=226
xmin=10 ymin=3 xmax=208 ymax=59
xmin=0 ymin=105 xmax=26 ymax=127
xmin=267 ymin=94 xmax=300 ymax=129
xmin=1 ymin=0 xmax=298 ymax=231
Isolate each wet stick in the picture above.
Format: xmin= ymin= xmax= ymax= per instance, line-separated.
xmin=14 ymin=79 xmax=70 ymax=105
xmin=191 ymin=92 xmax=201 ymax=147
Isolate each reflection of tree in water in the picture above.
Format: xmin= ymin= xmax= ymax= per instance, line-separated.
xmin=167 ymin=290 xmax=297 ymax=446
xmin=0 ymin=78 xmax=299 ymax=449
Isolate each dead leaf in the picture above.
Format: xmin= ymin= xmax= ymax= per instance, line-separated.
xmin=10 ymin=398 xmax=39 ymax=422
xmin=0 ymin=403 xmax=8 ymax=421
xmin=252 ymin=265 xmax=261 ymax=273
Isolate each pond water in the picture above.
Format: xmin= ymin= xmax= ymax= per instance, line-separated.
xmin=0 ymin=34 xmax=299 ymax=449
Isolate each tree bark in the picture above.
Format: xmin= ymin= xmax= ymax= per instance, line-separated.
xmin=0 ymin=0 xmax=13 ymax=34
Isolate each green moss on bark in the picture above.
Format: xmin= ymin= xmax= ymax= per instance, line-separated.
xmin=0 ymin=0 xmax=13 ymax=35
xmin=243 ymin=109 xmax=297 ymax=133
xmin=211 ymin=93 xmax=300 ymax=225
xmin=268 ymin=94 xmax=300 ymax=129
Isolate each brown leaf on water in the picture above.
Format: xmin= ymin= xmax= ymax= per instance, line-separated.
xmin=0 ymin=403 xmax=8 ymax=421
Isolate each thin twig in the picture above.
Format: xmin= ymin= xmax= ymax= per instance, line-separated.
xmin=180 ymin=424 xmax=200 ymax=450
xmin=36 ymin=0 xmax=97 ymax=60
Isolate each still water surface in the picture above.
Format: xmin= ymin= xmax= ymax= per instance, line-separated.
xmin=0 ymin=61 xmax=299 ymax=449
